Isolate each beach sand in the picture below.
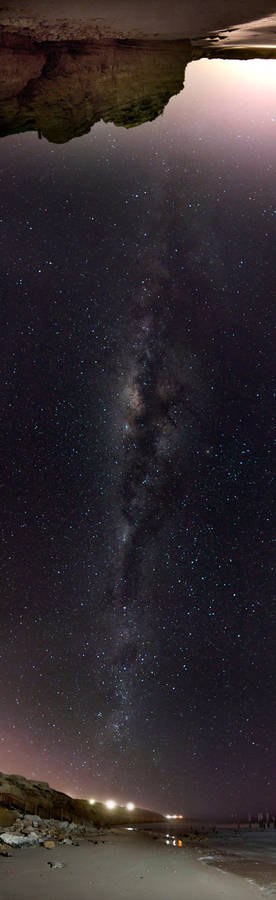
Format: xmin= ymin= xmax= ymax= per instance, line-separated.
xmin=0 ymin=830 xmax=264 ymax=900
xmin=1 ymin=0 xmax=276 ymax=40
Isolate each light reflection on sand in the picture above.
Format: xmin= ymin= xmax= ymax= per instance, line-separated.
xmin=159 ymin=826 xmax=276 ymax=892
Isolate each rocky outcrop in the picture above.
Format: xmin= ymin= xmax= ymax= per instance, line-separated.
xmin=0 ymin=36 xmax=192 ymax=142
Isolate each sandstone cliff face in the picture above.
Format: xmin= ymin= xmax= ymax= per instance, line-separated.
xmin=0 ymin=772 xmax=80 ymax=821
xmin=0 ymin=37 xmax=192 ymax=142
xmin=0 ymin=47 xmax=45 ymax=99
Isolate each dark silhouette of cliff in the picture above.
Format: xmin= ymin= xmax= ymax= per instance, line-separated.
xmin=0 ymin=36 xmax=192 ymax=143
xmin=0 ymin=771 xmax=164 ymax=825
xmin=1 ymin=30 xmax=276 ymax=145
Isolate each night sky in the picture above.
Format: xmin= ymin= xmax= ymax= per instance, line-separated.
xmin=1 ymin=57 xmax=275 ymax=819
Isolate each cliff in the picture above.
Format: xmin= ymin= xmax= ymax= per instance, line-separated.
xmin=0 ymin=37 xmax=192 ymax=142
xmin=0 ymin=772 xmax=164 ymax=825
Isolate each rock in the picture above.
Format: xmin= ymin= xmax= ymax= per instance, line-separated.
xmin=43 ymin=840 xmax=55 ymax=849
xmin=0 ymin=772 xmax=81 ymax=822
xmin=0 ymin=843 xmax=9 ymax=852
xmin=0 ymin=808 xmax=18 ymax=828
xmin=0 ymin=47 xmax=45 ymax=99
xmin=0 ymin=831 xmax=40 ymax=847
xmin=24 ymin=815 xmax=42 ymax=826
xmin=48 ymin=861 xmax=65 ymax=869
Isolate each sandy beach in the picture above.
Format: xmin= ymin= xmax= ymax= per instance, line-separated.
xmin=1 ymin=0 xmax=276 ymax=40
xmin=0 ymin=830 xmax=267 ymax=900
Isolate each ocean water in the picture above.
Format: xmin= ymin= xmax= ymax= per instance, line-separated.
xmin=141 ymin=823 xmax=276 ymax=893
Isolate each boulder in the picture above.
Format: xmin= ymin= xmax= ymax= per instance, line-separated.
xmin=24 ymin=815 xmax=42 ymax=826
xmin=0 ymin=831 xmax=40 ymax=847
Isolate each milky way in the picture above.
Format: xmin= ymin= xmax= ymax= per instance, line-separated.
xmin=93 ymin=174 xmax=211 ymax=753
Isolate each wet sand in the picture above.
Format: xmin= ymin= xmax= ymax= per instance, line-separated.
xmin=203 ymin=852 xmax=276 ymax=892
xmin=197 ymin=830 xmax=276 ymax=893
xmin=0 ymin=830 xmax=265 ymax=900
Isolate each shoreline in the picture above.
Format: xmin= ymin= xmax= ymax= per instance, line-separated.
xmin=1 ymin=1 xmax=276 ymax=41
xmin=144 ymin=824 xmax=276 ymax=892
xmin=0 ymin=828 xmax=273 ymax=899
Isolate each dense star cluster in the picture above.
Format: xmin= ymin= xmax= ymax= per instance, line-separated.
xmin=0 ymin=57 xmax=275 ymax=819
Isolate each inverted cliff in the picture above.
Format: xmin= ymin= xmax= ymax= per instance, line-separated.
xmin=0 ymin=36 xmax=192 ymax=142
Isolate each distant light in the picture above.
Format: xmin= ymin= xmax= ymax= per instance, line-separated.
xmin=105 ymin=800 xmax=116 ymax=809
xmin=166 ymin=839 xmax=170 ymax=845
xmin=89 ymin=798 xmax=96 ymax=805
xmin=166 ymin=814 xmax=171 ymax=819
xmin=126 ymin=802 xmax=135 ymax=811
xmin=126 ymin=827 xmax=134 ymax=831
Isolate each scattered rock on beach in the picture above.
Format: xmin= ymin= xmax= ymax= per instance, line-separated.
xmin=0 ymin=845 xmax=13 ymax=857
xmin=0 ymin=811 xmax=91 ymax=849
xmin=48 ymin=861 xmax=65 ymax=868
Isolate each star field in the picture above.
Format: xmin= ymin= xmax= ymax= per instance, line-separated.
xmin=0 ymin=57 xmax=275 ymax=819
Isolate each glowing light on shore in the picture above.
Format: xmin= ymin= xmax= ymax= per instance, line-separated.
xmin=105 ymin=799 xmax=116 ymax=809
xmin=126 ymin=802 xmax=135 ymax=811
xmin=89 ymin=798 xmax=96 ymax=805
